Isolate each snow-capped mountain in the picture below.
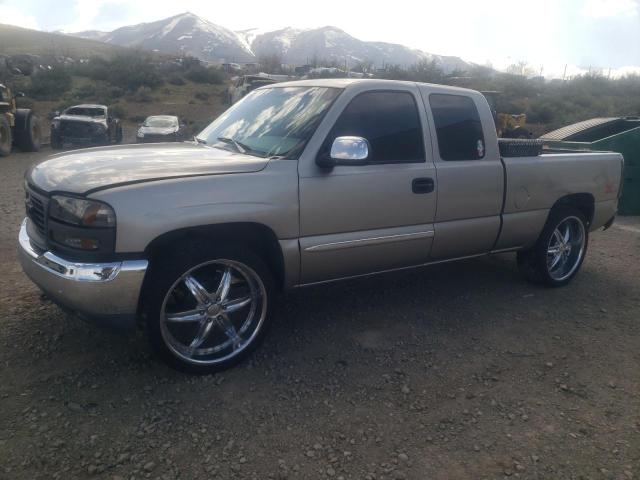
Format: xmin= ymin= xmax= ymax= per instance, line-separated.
xmin=250 ymin=26 xmax=469 ymax=71
xmin=71 ymin=12 xmax=470 ymax=72
xmin=74 ymin=13 xmax=254 ymax=63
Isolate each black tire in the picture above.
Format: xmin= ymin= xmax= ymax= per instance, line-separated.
xmin=503 ymin=127 xmax=532 ymax=139
xmin=14 ymin=110 xmax=41 ymax=152
xmin=0 ymin=116 xmax=11 ymax=157
xmin=143 ymin=240 xmax=275 ymax=373
xmin=517 ymin=206 xmax=589 ymax=287
xmin=50 ymin=132 xmax=63 ymax=150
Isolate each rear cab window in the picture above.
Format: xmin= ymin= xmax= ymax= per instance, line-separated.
xmin=429 ymin=94 xmax=485 ymax=161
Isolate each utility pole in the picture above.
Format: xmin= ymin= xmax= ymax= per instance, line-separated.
xmin=562 ymin=64 xmax=567 ymax=81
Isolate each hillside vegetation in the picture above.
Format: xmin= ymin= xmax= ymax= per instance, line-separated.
xmin=0 ymin=23 xmax=124 ymax=57
xmin=5 ymin=52 xmax=228 ymax=141
xmin=376 ymin=62 xmax=640 ymax=134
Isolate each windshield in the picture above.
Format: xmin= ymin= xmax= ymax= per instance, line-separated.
xmin=197 ymin=86 xmax=341 ymax=158
xmin=144 ymin=117 xmax=178 ymax=128
xmin=65 ymin=107 xmax=106 ymax=117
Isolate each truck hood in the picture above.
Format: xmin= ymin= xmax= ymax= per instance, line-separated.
xmin=28 ymin=142 xmax=270 ymax=194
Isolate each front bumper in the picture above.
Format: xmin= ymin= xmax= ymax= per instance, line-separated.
xmin=18 ymin=219 xmax=148 ymax=330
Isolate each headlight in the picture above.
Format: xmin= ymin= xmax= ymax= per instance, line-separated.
xmin=51 ymin=120 xmax=59 ymax=129
xmin=50 ymin=195 xmax=116 ymax=228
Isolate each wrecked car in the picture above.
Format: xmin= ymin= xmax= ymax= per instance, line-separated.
xmin=136 ymin=115 xmax=185 ymax=143
xmin=50 ymin=104 xmax=123 ymax=149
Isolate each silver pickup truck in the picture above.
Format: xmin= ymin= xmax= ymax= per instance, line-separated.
xmin=19 ymin=79 xmax=623 ymax=372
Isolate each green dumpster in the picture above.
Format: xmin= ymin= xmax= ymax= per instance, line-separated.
xmin=541 ymin=117 xmax=640 ymax=215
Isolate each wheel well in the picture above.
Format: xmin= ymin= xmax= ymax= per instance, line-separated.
xmin=144 ymin=223 xmax=286 ymax=290
xmin=551 ymin=193 xmax=595 ymax=226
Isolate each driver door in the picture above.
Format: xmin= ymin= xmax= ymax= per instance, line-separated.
xmin=298 ymin=86 xmax=438 ymax=284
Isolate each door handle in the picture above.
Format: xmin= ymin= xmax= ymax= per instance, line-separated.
xmin=412 ymin=177 xmax=435 ymax=194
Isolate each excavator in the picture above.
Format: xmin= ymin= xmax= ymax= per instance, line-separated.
xmin=481 ymin=91 xmax=532 ymax=139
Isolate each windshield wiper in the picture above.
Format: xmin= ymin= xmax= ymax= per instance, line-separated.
xmin=216 ymin=136 xmax=251 ymax=154
xmin=194 ymin=136 xmax=207 ymax=145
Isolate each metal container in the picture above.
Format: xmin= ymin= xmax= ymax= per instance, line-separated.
xmin=541 ymin=117 xmax=640 ymax=215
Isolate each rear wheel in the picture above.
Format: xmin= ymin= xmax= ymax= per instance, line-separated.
xmin=517 ymin=206 xmax=588 ymax=287
xmin=0 ymin=116 xmax=11 ymax=157
xmin=15 ymin=110 xmax=41 ymax=152
xmin=144 ymin=241 xmax=274 ymax=373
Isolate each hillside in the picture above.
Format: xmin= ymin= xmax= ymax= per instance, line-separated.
xmin=0 ymin=23 xmax=124 ymax=58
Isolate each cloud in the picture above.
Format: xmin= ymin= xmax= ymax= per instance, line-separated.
xmin=582 ymin=0 xmax=639 ymax=18
xmin=0 ymin=4 xmax=39 ymax=29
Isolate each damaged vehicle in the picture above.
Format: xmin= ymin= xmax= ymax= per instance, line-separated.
xmin=50 ymin=104 xmax=123 ymax=149
xmin=136 ymin=115 xmax=185 ymax=143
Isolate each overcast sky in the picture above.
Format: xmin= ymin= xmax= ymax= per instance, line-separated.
xmin=1 ymin=0 xmax=639 ymax=76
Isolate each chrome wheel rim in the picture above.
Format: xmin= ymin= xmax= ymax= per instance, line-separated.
xmin=160 ymin=259 xmax=267 ymax=365
xmin=547 ymin=216 xmax=585 ymax=281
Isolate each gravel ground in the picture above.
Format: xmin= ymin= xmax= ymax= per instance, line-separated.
xmin=0 ymin=148 xmax=639 ymax=480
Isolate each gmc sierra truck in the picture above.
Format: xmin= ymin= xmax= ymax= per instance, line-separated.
xmin=19 ymin=79 xmax=623 ymax=373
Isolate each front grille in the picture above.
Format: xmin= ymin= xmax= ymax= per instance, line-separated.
xmin=59 ymin=120 xmax=96 ymax=138
xmin=25 ymin=188 xmax=48 ymax=237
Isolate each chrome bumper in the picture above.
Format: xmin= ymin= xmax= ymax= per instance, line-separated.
xmin=18 ymin=219 xmax=148 ymax=329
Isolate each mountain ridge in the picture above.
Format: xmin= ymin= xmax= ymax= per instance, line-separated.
xmin=71 ymin=12 xmax=471 ymax=72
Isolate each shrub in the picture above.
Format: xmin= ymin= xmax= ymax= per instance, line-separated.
xmin=194 ymin=91 xmax=210 ymax=101
xmin=27 ymin=68 xmax=72 ymax=100
xmin=129 ymin=86 xmax=153 ymax=103
xmin=15 ymin=96 xmax=34 ymax=109
xmin=168 ymin=74 xmax=185 ymax=86
xmin=77 ymin=53 xmax=164 ymax=91
xmin=110 ymin=104 xmax=127 ymax=119
xmin=129 ymin=115 xmax=146 ymax=123
xmin=106 ymin=86 xmax=125 ymax=100
xmin=74 ymin=83 xmax=98 ymax=100
xmin=185 ymin=65 xmax=225 ymax=84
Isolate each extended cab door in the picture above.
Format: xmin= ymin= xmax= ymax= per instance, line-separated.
xmin=298 ymin=84 xmax=437 ymax=284
xmin=419 ymin=87 xmax=504 ymax=260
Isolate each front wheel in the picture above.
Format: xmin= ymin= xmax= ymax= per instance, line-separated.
xmin=0 ymin=116 xmax=12 ymax=157
xmin=143 ymin=242 xmax=274 ymax=373
xmin=517 ymin=206 xmax=589 ymax=287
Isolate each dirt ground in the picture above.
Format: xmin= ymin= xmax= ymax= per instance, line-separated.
xmin=0 ymin=148 xmax=639 ymax=480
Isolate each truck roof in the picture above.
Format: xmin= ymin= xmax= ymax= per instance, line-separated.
xmin=270 ymin=78 xmax=479 ymax=95
xmin=69 ymin=104 xmax=107 ymax=109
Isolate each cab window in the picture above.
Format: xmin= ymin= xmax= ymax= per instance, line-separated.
xmin=328 ymin=91 xmax=425 ymax=164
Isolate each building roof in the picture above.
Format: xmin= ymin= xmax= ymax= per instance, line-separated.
xmin=541 ymin=118 xmax=621 ymax=141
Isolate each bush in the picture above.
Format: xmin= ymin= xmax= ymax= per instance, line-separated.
xmin=15 ymin=96 xmax=34 ymax=109
xmin=168 ymin=74 xmax=185 ymax=86
xmin=185 ymin=65 xmax=225 ymax=84
xmin=27 ymin=68 xmax=72 ymax=100
xmin=194 ymin=91 xmax=210 ymax=101
xmin=74 ymin=83 xmax=98 ymax=100
xmin=106 ymin=86 xmax=125 ymax=100
xmin=110 ymin=104 xmax=127 ymax=119
xmin=129 ymin=86 xmax=153 ymax=103
xmin=77 ymin=53 xmax=164 ymax=92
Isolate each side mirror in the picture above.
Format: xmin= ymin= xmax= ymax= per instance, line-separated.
xmin=316 ymin=136 xmax=370 ymax=168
